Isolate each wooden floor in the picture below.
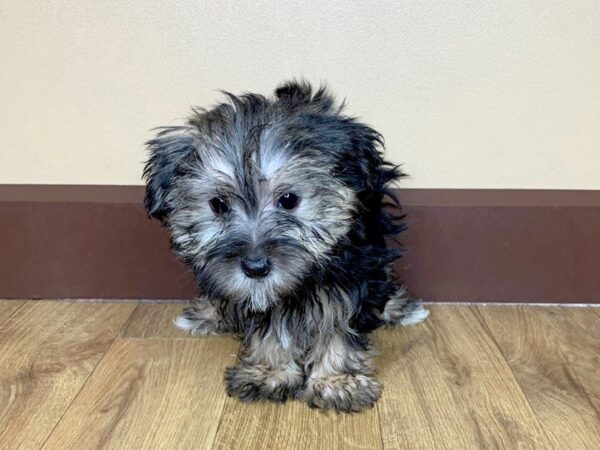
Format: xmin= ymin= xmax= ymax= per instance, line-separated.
xmin=1 ymin=301 xmax=598 ymax=449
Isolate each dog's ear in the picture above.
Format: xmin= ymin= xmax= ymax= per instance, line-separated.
xmin=143 ymin=127 xmax=196 ymax=222
xmin=275 ymin=80 xmax=335 ymax=113
xmin=345 ymin=120 xmax=405 ymax=234
xmin=347 ymin=120 xmax=384 ymax=189
xmin=342 ymin=120 xmax=402 ymax=199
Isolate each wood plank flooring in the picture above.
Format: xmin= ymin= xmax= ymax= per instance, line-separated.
xmin=476 ymin=306 xmax=600 ymax=449
xmin=0 ymin=302 xmax=135 ymax=449
xmin=375 ymin=306 xmax=550 ymax=449
xmin=0 ymin=301 xmax=598 ymax=449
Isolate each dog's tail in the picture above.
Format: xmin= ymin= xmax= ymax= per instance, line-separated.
xmin=381 ymin=286 xmax=429 ymax=326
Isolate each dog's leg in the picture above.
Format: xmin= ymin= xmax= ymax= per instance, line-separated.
xmin=382 ymin=285 xmax=429 ymax=326
xmin=225 ymin=330 xmax=304 ymax=403
xmin=303 ymin=332 xmax=381 ymax=412
xmin=174 ymin=296 xmax=228 ymax=335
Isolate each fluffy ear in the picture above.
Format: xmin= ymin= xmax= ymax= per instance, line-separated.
xmin=143 ymin=127 xmax=196 ymax=222
xmin=347 ymin=122 xmax=391 ymax=189
xmin=346 ymin=121 xmax=406 ymax=235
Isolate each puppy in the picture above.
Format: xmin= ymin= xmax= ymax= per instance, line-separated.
xmin=143 ymin=81 xmax=428 ymax=412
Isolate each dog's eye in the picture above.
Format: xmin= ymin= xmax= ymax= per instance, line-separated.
xmin=277 ymin=193 xmax=300 ymax=210
xmin=209 ymin=197 xmax=230 ymax=215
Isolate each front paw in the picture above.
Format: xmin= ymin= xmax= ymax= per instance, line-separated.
xmin=174 ymin=298 xmax=224 ymax=335
xmin=304 ymin=373 xmax=381 ymax=412
xmin=225 ymin=364 xmax=303 ymax=403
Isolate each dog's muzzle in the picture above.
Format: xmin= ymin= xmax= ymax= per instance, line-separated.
xmin=241 ymin=256 xmax=272 ymax=278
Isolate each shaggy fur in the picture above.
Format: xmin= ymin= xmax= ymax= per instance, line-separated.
xmin=144 ymin=81 xmax=428 ymax=412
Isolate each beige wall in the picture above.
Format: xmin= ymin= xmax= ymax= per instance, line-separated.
xmin=1 ymin=1 xmax=599 ymax=188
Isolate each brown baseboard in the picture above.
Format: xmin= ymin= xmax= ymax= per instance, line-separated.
xmin=1 ymin=185 xmax=599 ymax=303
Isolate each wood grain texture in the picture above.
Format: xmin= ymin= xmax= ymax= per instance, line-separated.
xmin=0 ymin=301 xmax=135 ymax=450
xmin=43 ymin=337 xmax=239 ymax=450
xmin=121 ymin=302 xmax=189 ymax=338
xmin=3 ymin=301 xmax=599 ymax=449
xmin=375 ymin=305 xmax=552 ymax=449
xmin=214 ymin=397 xmax=382 ymax=450
xmin=477 ymin=306 xmax=600 ymax=449
xmin=0 ymin=299 xmax=24 ymax=324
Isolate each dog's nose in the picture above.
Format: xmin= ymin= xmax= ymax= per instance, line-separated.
xmin=241 ymin=256 xmax=271 ymax=278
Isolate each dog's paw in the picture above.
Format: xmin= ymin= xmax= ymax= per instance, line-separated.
xmin=174 ymin=297 xmax=224 ymax=335
xmin=225 ymin=364 xmax=303 ymax=403
xmin=382 ymin=287 xmax=429 ymax=326
xmin=304 ymin=373 xmax=381 ymax=412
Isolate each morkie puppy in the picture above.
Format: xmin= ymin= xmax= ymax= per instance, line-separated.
xmin=143 ymin=81 xmax=428 ymax=412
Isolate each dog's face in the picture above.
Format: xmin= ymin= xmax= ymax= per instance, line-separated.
xmin=145 ymin=82 xmax=383 ymax=310
xmin=166 ymin=129 xmax=357 ymax=312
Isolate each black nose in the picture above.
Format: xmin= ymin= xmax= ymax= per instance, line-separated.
xmin=241 ymin=256 xmax=271 ymax=278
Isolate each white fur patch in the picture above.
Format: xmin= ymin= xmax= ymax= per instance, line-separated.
xmin=382 ymin=287 xmax=429 ymax=327
xmin=174 ymin=315 xmax=196 ymax=331
xmin=399 ymin=306 xmax=430 ymax=326
xmin=203 ymin=149 xmax=236 ymax=180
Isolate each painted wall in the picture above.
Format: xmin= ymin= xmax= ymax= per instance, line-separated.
xmin=1 ymin=1 xmax=599 ymax=188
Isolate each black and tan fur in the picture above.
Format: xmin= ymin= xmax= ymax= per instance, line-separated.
xmin=144 ymin=81 xmax=428 ymax=412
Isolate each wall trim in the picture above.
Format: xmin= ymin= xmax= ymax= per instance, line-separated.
xmin=1 ymin=185 xmax=599 ymax=303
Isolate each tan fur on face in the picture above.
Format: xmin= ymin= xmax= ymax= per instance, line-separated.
xmin=167 ymin=139 xmax=358 ymax=313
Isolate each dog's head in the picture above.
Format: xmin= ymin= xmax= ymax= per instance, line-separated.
xmin=144 ymin=81 xmax=393 ymax=311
